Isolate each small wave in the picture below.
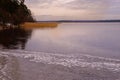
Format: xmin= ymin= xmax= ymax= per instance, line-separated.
xmin=1 ymin=50 xmax=120 ymax=72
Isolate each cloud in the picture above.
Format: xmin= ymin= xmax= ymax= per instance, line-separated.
xmin=61 ymin=0 xmax=108 ymax=9
xmin=25 ymin=0 xmax=120 ymax=20
xmin=26 ymin=0 xmax=109 ymax=9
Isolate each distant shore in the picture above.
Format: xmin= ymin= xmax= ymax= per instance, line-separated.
xmin=37 ymin=20 xmax=120 ymax=23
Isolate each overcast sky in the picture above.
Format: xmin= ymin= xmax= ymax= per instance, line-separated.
xmin=25 ymin=0 xmax=120 ymax=21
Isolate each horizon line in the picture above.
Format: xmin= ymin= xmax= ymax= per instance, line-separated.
xmin=37 ymin=19 xmax=120 ymax=22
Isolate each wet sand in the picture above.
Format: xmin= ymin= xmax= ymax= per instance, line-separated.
xmin=0 ymin=50 xmax=120 ymax=80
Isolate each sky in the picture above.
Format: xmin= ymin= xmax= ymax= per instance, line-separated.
xmin=25 ymin=0 xmax=120 ymax=21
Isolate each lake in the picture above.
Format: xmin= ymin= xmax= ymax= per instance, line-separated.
xmin=0 ymin=22 xmax=120 ymax=80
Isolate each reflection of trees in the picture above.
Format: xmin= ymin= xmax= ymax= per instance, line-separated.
xmin=0 ymin=28 xmax=32 ymax=49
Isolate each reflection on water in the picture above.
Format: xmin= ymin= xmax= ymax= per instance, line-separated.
xmin=24 ymin=23 xmax=120 ymax=59
xmin=0 ymin=23 xmax=120 ymax=80
xmin=0 ymin=23 xmax=120 ymax=59
xmin=0 ymin=23 xmax=58 ymax=50
xmin=0 ymin=28 xmax=32 ymax=49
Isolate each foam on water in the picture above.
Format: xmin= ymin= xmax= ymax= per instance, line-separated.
xmin=1 ymin=50 xmax=120 ymax=72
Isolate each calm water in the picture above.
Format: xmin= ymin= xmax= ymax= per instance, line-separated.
xmin=25 ymin=23 xmax=120 ymax=59
xmin=1 ymin=22 xmax=120 ymax=58
xmin=0 ymin=23 xmax=120 ymax=80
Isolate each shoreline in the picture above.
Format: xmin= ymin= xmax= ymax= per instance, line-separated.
xmin=0 ymin=50 xmax=120 ymax=80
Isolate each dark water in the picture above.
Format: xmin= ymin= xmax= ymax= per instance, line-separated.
xmin=0 ymin=23 xmax=120 ymax=80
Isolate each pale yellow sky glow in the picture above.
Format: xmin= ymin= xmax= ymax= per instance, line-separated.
xmin=25 ymin=0 xmax=120 ymax=20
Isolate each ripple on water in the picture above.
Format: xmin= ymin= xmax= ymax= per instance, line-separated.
xmin=1 ymin=50 xmax=120 ymax=73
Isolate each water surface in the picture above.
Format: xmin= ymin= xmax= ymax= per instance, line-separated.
xmin=0 ymin=22 xmax=120 ymax=80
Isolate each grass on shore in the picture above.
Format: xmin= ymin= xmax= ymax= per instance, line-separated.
xmin=21 ymin=22 xmax=58 ymax=30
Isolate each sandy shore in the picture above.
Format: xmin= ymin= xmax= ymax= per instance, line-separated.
xmin=0 ymin=50 xmax=120 ymax=80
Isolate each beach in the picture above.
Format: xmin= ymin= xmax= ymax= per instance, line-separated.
xmin=0 ymin=49 xmax=120 ymax=80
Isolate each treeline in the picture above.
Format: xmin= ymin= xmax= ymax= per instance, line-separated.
xmin=0 ymin=0 xmax=35 ymax=26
